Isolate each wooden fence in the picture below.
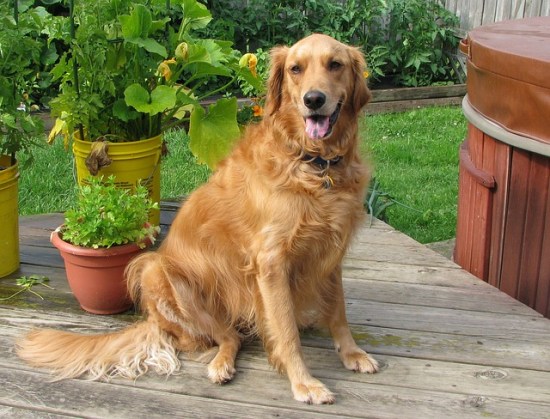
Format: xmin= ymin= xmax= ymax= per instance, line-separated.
xmin=443 ymin=0 xmax=550 ymax=32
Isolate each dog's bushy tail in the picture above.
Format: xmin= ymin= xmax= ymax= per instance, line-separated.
xmin=16 ymin=252 xmax=181 ymax=381
xmin=16 ymin=319 xmax=179 ymax=381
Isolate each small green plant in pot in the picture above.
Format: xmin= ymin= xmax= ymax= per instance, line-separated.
xmin=51 ymin=176 xmax=160 ymax=314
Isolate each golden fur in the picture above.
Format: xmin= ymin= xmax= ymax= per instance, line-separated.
xmin=17 ymin=34 xmax=379 ymax=405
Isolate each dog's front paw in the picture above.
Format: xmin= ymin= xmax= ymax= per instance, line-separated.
xmin=292 ymin=378 xmax=335 ymax=404
xmin=207 ymin=358 xmax=236 ymax=384
xmin=340 ymin=348 xmax=379 ymax=373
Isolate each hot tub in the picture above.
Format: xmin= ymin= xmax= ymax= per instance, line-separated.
xmin=455 ymin=16 xmax=550 ymax=318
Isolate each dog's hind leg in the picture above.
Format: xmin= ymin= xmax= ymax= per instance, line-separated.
xmin=165 ymin=284 xmax=241 ymax=384
xmin=164 ymin=307 xmax=240 ymax=384
xmin=138 ymin=258 xmax=241 ymax=384
xmin=206 ymin=325 xmax=241 ymax=384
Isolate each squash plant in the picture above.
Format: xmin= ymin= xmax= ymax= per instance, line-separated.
xmin=48 ymin=0 xmax=262 ymax=168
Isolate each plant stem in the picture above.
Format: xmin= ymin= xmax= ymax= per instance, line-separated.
xmin=10 ymin=0 xmax=19 ymax=165
xmin=13 ymin=0 xmax=18 ymax=24
xmin=0 ymin=288 xmax=26 ymax=301
xmin=198 ymin=76 xmax=238 ymax=101
xmin=68 ymin=0 xmax=85 ymax=141
xmin=162 ymin=117 xmax=190 ymax=132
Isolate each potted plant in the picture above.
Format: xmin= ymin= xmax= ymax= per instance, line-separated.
xmin=51 ymin=175 xmax=160 ymax=314
xmin=47 ymin=0 xmax=261 ymax=224
xmin=0 ymin=1 xmax=49 ymax=277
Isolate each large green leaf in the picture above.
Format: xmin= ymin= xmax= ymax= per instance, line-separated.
xmin=120 ymin=4 xmax=167 ymax=57
xmin=189 ymin=97 xmax=240 ymax=169
xmin=105 ymin=44 xmax=127 ymax=71
xmin=187 ymin=40 xmax=228 ymax=66
xmin=112 ymin=99 xmax=139 ymax=122
xmin=124 ymin=84 xmax=176 ymax=115
xmin=181 ymin=0 xmax=212 ymax=34
xmin=126 ymin=37 xmax=167 ymax=57
xmin=189 ymin=62 xmax=233 ymax=78
xmin=120 ymin=4 xmax=151 ymax=39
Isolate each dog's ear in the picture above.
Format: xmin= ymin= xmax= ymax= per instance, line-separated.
xmin=349 ymin=47 xmax=371 ymax=113
xmin=265 ymin=46 xmax=289 ymax=116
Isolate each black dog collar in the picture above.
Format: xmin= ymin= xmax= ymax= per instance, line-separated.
xmin=301 ymin=154 xmax=342 ymax=189
xmin=302 ymin=154 xmax=342 ymax=170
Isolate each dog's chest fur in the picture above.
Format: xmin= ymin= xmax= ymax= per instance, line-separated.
xmin=256 ymin=158 xmax=365 ymax=267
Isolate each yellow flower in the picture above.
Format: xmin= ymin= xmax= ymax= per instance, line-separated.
xmin=238 ymin=53 xmax=251 ymax=68
xmin=252 ymin=104 xmax=263 ymax=117
xmin=157 ymin=59 xmax=177 ymax=81
xmin=175 ymin=42 xmax=189 ymax=61
xmin=239 ymin=53 xmax=258 ymax=78
xmin=363 ymin=70 xmax=370 ymax=79
xmin=248 ymin=55 xmax=258 ymax=78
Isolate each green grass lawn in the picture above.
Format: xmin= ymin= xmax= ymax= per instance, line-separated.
xmin=364 ymin=106 xmax=466 ymax=243
xmin=18 ymin=106 xmax=466 ymax=243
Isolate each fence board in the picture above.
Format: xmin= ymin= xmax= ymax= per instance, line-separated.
xmin=483 ymin=0 xmax=498 ymax=25
xmin=444 ymin=0 xmax=550 ymax=30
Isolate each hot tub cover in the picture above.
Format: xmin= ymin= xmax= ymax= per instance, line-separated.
xmin=462 ymin=16 xmax=550 ymax=144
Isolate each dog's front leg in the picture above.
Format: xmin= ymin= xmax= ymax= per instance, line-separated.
xmin=256 ymin=251 xmax=335 ymax=404
xmin=326 ymin=267 xmax=379 ymax=374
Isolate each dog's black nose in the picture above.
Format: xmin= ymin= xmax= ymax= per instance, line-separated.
xmin=303 ymin=91 xmax=326 ymax=110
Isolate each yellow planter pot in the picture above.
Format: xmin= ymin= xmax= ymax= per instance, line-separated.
xmin=73 ymin=136 xmax=162 ymax=226
xmin=0 ymin=155 xmax=20 ymax=278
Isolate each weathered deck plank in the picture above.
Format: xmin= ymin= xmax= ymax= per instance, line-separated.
xmin=343 ymin=277 xmax=539 ymax=315
xmin=1 ymin=209 xmax=549 ymax=418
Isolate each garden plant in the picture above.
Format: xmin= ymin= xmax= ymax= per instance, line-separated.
xmin=0 ymin=1 xmax=51 ymax=164
xmin=59 ymin=175 xmax=159 ymax=249
xmin=0 ymin=0 xmax=54 ymax=277
xmin=50 ymin=176 xmax=160 ymax=314
xmin=47 ymin=0 xmax=261 ymax=168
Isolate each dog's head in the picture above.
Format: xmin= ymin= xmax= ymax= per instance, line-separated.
xmin=264 ymin=34 xmax=371 ymax=148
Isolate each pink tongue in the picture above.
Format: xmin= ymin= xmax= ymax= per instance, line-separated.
xmin=305 ymin=116 xmax=330 ymax=140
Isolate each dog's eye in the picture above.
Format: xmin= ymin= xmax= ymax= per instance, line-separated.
xmin=329 ymin=61 xmax=343 ymax=71
xmin=289 ymin=65 xmax=301 ymax=74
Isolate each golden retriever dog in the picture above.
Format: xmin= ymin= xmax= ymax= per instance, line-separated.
xmin=17 ymin=34 xmax=379 ymax=404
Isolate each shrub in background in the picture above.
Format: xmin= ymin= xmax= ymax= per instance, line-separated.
xmin=385 ymin=0 xmax=461 ymax=86
xmin=0 ymin=1 xmax=53 ymax=164
xmin=202 ymin=0 xmax=461 ymax=87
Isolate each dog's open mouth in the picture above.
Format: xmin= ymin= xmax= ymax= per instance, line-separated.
xmin=305 ymin=102 xmax=342 ymax=140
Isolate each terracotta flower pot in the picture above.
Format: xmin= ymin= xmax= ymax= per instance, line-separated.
xmin=50 ymin=229 xmax=145 ymax=314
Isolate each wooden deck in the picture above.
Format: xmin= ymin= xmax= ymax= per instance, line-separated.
xmin=1 ymin=205 xmax=550 ymax=418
